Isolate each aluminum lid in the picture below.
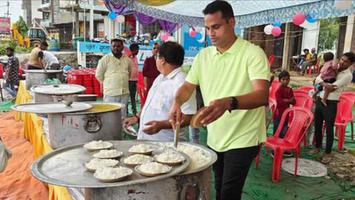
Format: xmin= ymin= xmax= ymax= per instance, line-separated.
xmin=24 ymin=69 xmax=63 ymax=73
xmin=31 ymin=84 xmax=86 ymax=95
xmin=12 ymin=102 xmax=93 ymax=114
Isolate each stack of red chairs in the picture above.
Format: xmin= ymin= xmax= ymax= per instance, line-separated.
xmin=66 ymin=69 xmax=103 ymax=97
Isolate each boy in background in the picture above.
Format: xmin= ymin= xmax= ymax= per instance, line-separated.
xmin=274 ymin=70 xmax=296 ymax=138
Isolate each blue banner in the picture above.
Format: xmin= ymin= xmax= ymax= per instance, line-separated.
xmin=79 ymin=42 xmax=111 ymax=54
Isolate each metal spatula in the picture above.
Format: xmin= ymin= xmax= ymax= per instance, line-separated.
xmin=174 ymin=121 xmax=180 ymax=148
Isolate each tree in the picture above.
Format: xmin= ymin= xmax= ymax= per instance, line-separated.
xmin=318 ymin=18 xmax=339 ymax=52
xmin=16 ymin=16 xmax=28 ymax=37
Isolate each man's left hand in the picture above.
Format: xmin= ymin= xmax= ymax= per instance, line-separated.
xmin=199 ymin=97 xmax=231 ymax=125
xmin=143 ymin=121 xmax=162 ymax=135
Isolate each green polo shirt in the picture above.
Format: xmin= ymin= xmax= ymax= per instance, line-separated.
xmin=186 ymin=38 xmax=270 ymax=152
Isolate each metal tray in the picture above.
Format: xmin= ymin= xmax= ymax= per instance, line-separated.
xmin=150 ymin=142 xmax=217 ymax=175
xmin=31 ymin=140 xmax=190 ymax=188
xmin=12 ymin=102 xmax=92 ymax=114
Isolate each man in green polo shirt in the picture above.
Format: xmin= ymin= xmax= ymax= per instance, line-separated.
xmin=169 ymin=1 xmax=269 ymax=200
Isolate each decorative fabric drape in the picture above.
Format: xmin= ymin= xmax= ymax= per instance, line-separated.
xmin=105 ymin=0 xmax=179 ymax=33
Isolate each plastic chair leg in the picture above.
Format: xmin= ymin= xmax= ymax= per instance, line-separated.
xmin=272 ymin=148 xmax=283 ymax=182
xmin=351 ymin=120 xmax=354 ymax=141
xmin=338 ymin=125 xmax=346 ymax=151
xmin=294 ymin=147 xmax=300 ymax=176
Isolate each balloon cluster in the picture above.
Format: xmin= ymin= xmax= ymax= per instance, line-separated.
xmin=188 ymin=27 xmax=203 ymax=41
xmin=264 ymin=24 xmax=281 ymax=37
xmin=108 ymin=12 xmax=125 ymax=23
xmin=264 ymin=12 xmax=317 ymax=37
xmin=160 ymin=32 xmax=175 ymax=42
xmin=292 ymin=12 xmax=317 ymax=25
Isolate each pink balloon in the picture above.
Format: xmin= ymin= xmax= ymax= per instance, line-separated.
xmin=161 ymin=33 xmax=170 ymax=41
xmin=189 ymin=30 xmax=196 ymax=38
xmin=293 ymin=12 xmax=306 ymax=25
xmin=271 ymin=26 xmax=282 ymax=37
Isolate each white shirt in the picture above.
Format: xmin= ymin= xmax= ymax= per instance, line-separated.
xmin=137 ymin=68 xmax=197 ymax=141
xmin=42 ymin=51 xmax=59 ymax=68
xmin=315 ymin=68 xmax=352 ymax=100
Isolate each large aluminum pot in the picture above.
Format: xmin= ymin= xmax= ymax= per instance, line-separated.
xmin=25 ymin=69 xmax=63 ymax=90
xmin=47 ymin=103 xmax=122 ymax=149
xmin=31 ymin=84 xmax=86 ymax=103
xmin=85 ymin=142 xmax=217 ymax=200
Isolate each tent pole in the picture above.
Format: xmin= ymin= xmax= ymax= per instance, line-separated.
xmin=282 ymin=22 xmax=290 ymax=70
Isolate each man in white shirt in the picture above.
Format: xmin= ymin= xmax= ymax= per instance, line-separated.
xmin=40 ymin=51 xmax=60 ymax=70
xmin=36 ymin=41 xmax=60 ymax=70
xmin=309 ymin=52 xmax=354 ymax=163
xmin=123 ymin=41 xmax=196 ymax=141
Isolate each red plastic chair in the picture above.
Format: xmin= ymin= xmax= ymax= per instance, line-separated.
xmin=268 ymin=55 xmax=276 ymax=67
xmin=293 ymin=92 xmax=313 ymax=110
xmin=258 ymin=107 xmax=314 ymax=182
xmin=269 ymin=80 xmax=281 ymax=101
xmin=295 ymin=85 xmax=314 ymax=94
xmin=340 ymin=92 xmax=355 ymax=140
xmin=293 ymin=92 xmax=314 ymax=147
xmin=334 ymin=96 xmax=354 ymax=150
xmin=137 ymin=87 xmax=147 ymax=108
xmin=306 ymin=58 xmax=321 ymax=76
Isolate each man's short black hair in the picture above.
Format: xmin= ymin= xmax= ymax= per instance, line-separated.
xmin=203 ymin=0 xmax=234 ymax=20
xmin=41 ymin=41 xmax=48 ymax=47
xmin=111 ymin=38 xmax=124 ymax=44
xmin=158 ymin=41 xmax=185 ymax=67
xmin=278 ymin=70 xmax=290 ymax=80
xmin=129 ymin=43 xmax=139 ymax=51
xmin=303 ymin=48 xmax=309 ymax=52
xmin=343 ymin=52 xmax=355 ymax=63
xmin=323 ymin=52 xmax=334 ymax=63
xmin=6 ymin=47 xmax=14 ymax=52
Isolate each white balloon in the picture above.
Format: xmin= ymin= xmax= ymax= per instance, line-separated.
xmin=264 ymin=24 xmax=274 ymax=35
xmin=115 ymin=15 xmax=125 ymax=23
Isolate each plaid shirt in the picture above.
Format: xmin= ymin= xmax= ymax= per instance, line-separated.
xmin=5 ymin=56 xmax=19 ymax=85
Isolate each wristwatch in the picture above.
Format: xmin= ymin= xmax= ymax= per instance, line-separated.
xmin=228 ymin=97 xmax=239 ymax=113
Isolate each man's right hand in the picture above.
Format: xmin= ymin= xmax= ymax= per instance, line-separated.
xmin=123 ymin=117 xmax=138 ymax=128
xmin=322 ymin=83 xmax=337 ymax=92
xmin=169 ymin=101 xmax=183 ymax=130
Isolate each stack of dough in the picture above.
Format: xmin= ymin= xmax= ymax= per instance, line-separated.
xmin=85 ymin=158 xmax=119 ymax=172
xmin=94 ymin=167 xmax=133 ymax=180
xmin=93 ymin=149 xmax=123 ymax=159
xmin=128 ymin=144 xmax=154 ymax=154
xmin=83 ymin=140 xmax=113 ymax=151
xmin=155 ymin=151 xmax=185 ymax=165
xmin=177 ymin=145 xmax=210 ymax=170
xmin=123 ymin=154 xmax=154 ymax=166
xmin=137 ymin=162 xmax=171 ymax=175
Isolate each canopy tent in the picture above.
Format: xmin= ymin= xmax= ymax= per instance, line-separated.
xmin=106 ymin=0 xmax=355 ymax=28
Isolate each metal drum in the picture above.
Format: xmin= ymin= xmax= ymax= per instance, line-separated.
xmin=31 ymin=84 xmax=86 ymax=103
xmin=25 ymin=69 xmax=63 ymax=90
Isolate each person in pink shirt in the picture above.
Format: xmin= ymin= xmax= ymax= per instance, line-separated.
xmin=313 ymin=52 xmax=337 ymax=106
xmin=128 ymin=43 xmax=139 ymax=114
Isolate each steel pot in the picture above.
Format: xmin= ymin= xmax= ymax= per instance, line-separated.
xmin=25 ymin=69 xmax=63 ymax=90
xmin=47 ymin=103 xmax=122 ymax=149
xmin=31 ymin=84 xmax=86 ymax=103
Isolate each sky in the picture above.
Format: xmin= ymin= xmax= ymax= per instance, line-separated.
xmin=0 ymin=0 xmax=23 ymax=24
